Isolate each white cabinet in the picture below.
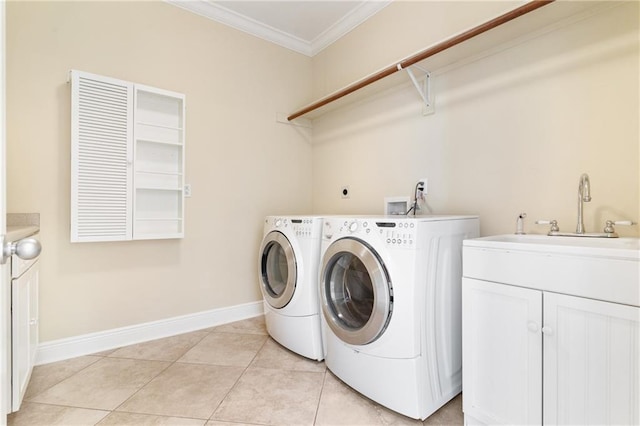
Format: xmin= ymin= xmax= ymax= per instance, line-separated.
xmin=544 ymin=292 xmax=640 ymax=425
xmin=463 ymin=278 xmax=639 ymax=425
xmin=462 ymin=279 xmax=542 ymax=425
xmin=10 ymin=237 xmax=39 ymax=412
xmin=462 ymin=236 xmax=640 ymax=426
xmin=133 ymin=86 xmax=185 ymax=240
xmin=71 ymin=70 xmax=185 ymax=242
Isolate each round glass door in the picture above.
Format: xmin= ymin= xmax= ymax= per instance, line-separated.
xmin=320 ymin=237 xmax=393 ymax=345
xmin=259 ymin=231 xmax=296 ymax=309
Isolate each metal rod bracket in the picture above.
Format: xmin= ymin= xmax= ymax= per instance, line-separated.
xmin=405 ymin=66 xmax=434 ymax=115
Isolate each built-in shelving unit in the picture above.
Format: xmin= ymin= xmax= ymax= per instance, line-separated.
xmin=71 ymin=70 xmax=186 ymax=242
xmin=133 ymin=86 xmax=185 ymax=240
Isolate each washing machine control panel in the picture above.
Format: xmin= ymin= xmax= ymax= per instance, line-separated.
xmin=377 ymin=221 xmax=416 ymax=247
xmin=332 ymin=219 xmax=417 ymax=247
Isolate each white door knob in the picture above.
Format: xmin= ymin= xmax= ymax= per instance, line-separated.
xmin=1 ymin=236 xmax=41 ymax=264
xmin=527 ymin=321 xmax=540 ymax=333
xmin=5 ymin=237 xmax=41 ymax=260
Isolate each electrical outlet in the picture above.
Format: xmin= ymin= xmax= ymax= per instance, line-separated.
xmin=418 ymin=178 xmax=428 ymax=195
xmin=184 ymin=184 xmax=192 ymax=197
xmin=341 ymin=186 xmax=350 ymax=199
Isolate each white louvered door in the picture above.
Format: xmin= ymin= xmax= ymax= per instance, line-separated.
xmin=71 ymin=71 xmax=133 ymax=242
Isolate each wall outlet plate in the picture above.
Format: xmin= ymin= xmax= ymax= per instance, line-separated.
xmin=184 ymin=184 xmax=192 ymax=197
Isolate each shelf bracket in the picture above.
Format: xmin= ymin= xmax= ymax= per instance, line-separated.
xmin=401 ymin=65 xmax=434 ymax=115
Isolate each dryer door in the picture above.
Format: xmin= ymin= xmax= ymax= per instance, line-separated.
xmin=259 ymin=231 xmax=297 ymax=309
xmin=320 ymin=237 xmax=392 ymax=346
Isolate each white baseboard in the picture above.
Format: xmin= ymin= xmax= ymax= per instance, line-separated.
xmin=35 ymin=301 xmax=264 ymax=365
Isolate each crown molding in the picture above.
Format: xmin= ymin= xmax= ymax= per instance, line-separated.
xmin=167 ymin=0 xmax=313 ymax=56
xmin=310 ymin=1 xmax=392 ymax=56
xmin=166 ymin=0 xmax=391 ymax=57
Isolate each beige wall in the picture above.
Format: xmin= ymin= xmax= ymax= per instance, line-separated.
xmin=6 ymin=1 xmax=313 ymax=341
xmin=6 ymin=1 xmax=640 ymax=344
xmin=311 ymin=2 xmax=639 ymax=238
xmin=311 ymin=1 xmax=522 ymax=100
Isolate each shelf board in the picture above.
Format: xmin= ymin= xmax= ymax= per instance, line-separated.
xmin=136 ymin=137 xmax=182 ymax=147
xmin=136 ymin=121 xmax=183 ymax=131
xmin=135 ymin=186 xmax=183 ymax=192
xmin=135 ymin=169 xmax=183 ymax=176
xmin=135 ymin=217 xmax=183 ymax=221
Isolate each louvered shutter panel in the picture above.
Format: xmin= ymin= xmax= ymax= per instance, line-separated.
xmin=71 ymin=71 xmax=133 ymax=242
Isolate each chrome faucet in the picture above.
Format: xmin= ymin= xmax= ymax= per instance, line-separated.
xmin=576 ymin=173 xmax=591 ymax=234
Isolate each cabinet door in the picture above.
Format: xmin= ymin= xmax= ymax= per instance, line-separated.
xmin=70 ymin=70 xmax=134 ymax=242
xmin=11 ymin=262 xmax=38 ymax=412
xmin=544 ymin=292 xmax=640 ymax=425
xmin=462 ymin=278 xmax=542 ymax=425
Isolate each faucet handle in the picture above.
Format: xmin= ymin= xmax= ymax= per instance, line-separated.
xmin=604 ymin=220 xmax=636 ymax=234
xmin=536 ymin=220 xmax=560 ymax=233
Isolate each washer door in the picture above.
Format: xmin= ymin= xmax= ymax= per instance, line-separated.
xmin=320 ymin=237 xmax=393 ymax=346
xmin=259 ymin=231 xmax=297 ymax=309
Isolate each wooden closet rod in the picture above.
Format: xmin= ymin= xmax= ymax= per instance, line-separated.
xmin=287 ymin=0 xmax=554 ymax=121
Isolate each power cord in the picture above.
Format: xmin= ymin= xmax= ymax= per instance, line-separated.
xmin=405 ymin=181 xmax=423 ymax=216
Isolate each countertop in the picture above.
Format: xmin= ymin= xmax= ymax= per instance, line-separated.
xmin=6 ymin=225 xmax=39 ymax=242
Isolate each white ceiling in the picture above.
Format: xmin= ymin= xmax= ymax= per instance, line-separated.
xmin=167 ymin=0 xmax=392 ymax=56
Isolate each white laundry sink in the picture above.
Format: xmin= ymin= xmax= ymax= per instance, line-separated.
xmin=463 ymin=234 xmax=640 ymax=306
xmin=465 ymin=233 xmax=640 ymax=258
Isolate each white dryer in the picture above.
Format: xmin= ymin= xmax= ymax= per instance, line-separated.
xmin=319 ymin=215 xmax=479 ymax=420
xmin=259 ymin=216 xmax=324 ymax=361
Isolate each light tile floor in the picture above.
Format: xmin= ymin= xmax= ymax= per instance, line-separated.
xmin=8 ymin=316 xmax=463 ymax=426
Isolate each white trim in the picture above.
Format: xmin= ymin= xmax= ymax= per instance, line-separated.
xmin=310 ymin=1 xmax=392 ymax=56
xmin=35 ymin=301 xmax=264 ymax=366
xmin=1 ymin=1 xmax=9 ymax=422
xmin=165 ymin=0 xmax=390 ymax=57
xmin=167 ymin=0 xmax=311 ymax=56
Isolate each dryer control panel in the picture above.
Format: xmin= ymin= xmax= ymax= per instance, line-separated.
xmin=292 ymin=219 xmax=321 ymax=238
xmin=265 ymin=216 xmax=322 ymax=239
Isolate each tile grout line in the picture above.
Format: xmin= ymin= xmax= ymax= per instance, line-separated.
xmin=205 ymin=331 xmax=271 ymax=423
xmin=106 ymin=328 xmax=214 ymax=423
xmin=23 ymin=353 xmax=109 ymax=403
xmin=312 ymin=369 xmax=329 ymax=426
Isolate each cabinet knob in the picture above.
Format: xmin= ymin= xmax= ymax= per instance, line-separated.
xmin=527 ymin=321 xmax=540 ymax=333
xmin=542 ymin=326 xmax=554 ymax=336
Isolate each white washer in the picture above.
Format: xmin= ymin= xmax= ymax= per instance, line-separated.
xmin=259 ymin=216 xmax=324 ymax=361
xmin=319 ymin=215 xmax=479 ymax=420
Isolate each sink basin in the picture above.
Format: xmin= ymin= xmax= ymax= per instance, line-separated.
xmin=463 ymin=234 xmax=640 ymax=306
xmin=465 ymin=234 xmax=640 ymax=260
